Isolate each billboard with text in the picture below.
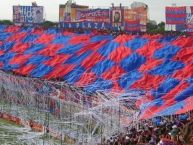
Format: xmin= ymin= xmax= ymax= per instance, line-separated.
xmin=76 ymin=9 xmax=110 ymax=22
xmin=13 ymin=6 xmax=44 ymax=24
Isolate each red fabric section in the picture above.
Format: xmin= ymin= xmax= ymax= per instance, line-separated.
xmin=0 ymin=62 xmax=4 ymax=67
xmin=11 ymin=43 xmax=31 ymax=53
xmin=90 ymin=40 xmax=109 ymax=51
xmin=140 ymin=106 xmax=160 ymax=119
xmin=44 ymin=54 xmax=70 ymax=67
xmin=9 ymin=54 xmax=32 ymax=65
xmin=44 ymin=64 xmax=75 ymax=79
xmin=109 ymin=45 xmax=131 ymax=63
xmin=139 ymin=59 xmax=163 ymax=72
xmin=162 ymin=82 xmax=190 ymax=102
xmin=166 ymin=6 xmax=186 ymax=11
xmin=38 ymin=44 xmax=64 ymax=56
xmin=81 ymin=52 xmax=104 ymax=70
xmin=14 ymin=64 xmax=36 ymax=76
xmin=143 ymin=82 xmax=190 ymax=118
xmin=111 ymin=82 xmax=124 ymax=92
xmin=176 ymin=96 xmax=193 ymax=114
xmin=31 ymin=28 xmax=44 ymax=35
xmin=0 ymin=50 xmax=4 ymax=56
xmin=166 ymin=13 xmax=186 ymax=18
xmin=101 ymin=66 xmax=126 ymax=92
xmin=76 ymin=42 xmax=97 ymax=55
xmin=102 ymin=66 xmax=125 ymax=80
xmin=172 ymin=37 xmax=193 ymax=48
xmin=166 ymin=20 xmax=186 ymax=25
xmin=36 ymin=34 xmax=55 ymax=44
xmin=7 ymin=32 xmax=27 ymax=42
xmin=142 ymin=34 xmax=162 ymax=40
xmin=137 ymin=41 xmax=163 ymax=58
xmin=76 ymin=41 xmax=106 ymax=55
xmin=69 ymin=35 xmax=90 ymax=45
xmin=173 ymin=64 xmax=193 ymax=81
xmin=0 ymin=40 xmax=3 ymax=46
xmin=173 ymin=46 xmax=193 ymax=64
xmin=62 ymin=31 xmax=74 ymax=36
xmin=5 ymin=26 xmax=20 ymax=33
xmin=76 ymin=72 xmax=97 ymax=86
xmin=114 ymin=34 xmax=135 ymax=44
xmin=131 ymin=74 xmax=165 ymax=90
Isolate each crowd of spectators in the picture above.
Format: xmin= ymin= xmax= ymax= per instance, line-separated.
xmin=57 ymin=26 xmax=192 ymax=37
xmin=99 ymin=112 xmax=193 ymax=145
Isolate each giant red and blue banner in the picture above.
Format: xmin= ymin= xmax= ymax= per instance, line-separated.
xmin=166 ymin=6 xmax=187 ymax=25
xmin=165 ymin=6 xmax=193 ymax=32
xmin=0 ymin=25 xmax=193 ymax=119
xmin=186 ymin=6 xmax=193 ymax=32
xmin=13 ymin=6 xmax=44 ymax=24
xmin=76 ymin=9 xmax=110 ymax=22
xmin=124 ymin=20 xmax=140 ymax=32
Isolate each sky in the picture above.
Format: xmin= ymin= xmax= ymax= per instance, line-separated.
xmin=0 ymin=0 xmax=193 ymax=23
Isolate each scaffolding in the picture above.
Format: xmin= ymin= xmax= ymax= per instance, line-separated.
xmin=0 ymin=70 xmax=144 ymax=144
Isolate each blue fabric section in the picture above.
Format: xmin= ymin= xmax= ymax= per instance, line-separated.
xmin=0 ymin=41 xmax=15 ymax=52
xmin=166 ymin=9 xmax=186 ymax=14
xmin=2 ymin=64 xmax=20 ymax=71
xmin=98 ymin=41 xmax=119 ymax=57
xmin=158 ymin=36 xmax=177 ymax=43
xmin=90 ymin=35 xmax=113 ymax=42
xmin=0 ymin=25 xmax=6 ymax=32
xmin=91 ymin=59 xmax=114 ymax=75
xmin=166 ymin=17 xmax=186 ymax=21
xmin=140 ymin=98 xmax=164 ymax=111
xmin=65 ymin=51 xmax=92 ymax=64
xmin=152 ymin=118 xmax=162 ymax=126
xmin=121 ymin=53 xmax=146 ymax=72
xmin=23 ymin=34 xmax=39 ymax=43
xmin=53 ymin=35 xmax=71 ymax=44
xmin=0 ymin=52 xmax=15 ymax=63
xmin=30 ymin=64 xmax=53 ymax=78
xmin=187 ymin=77 xmax=193 ymax=84
xmin=154 ymin=45 xmax=180 ymax=59
xmin=20 ymin=27 xmax=33 ymax=33
xmin=84 ymin=78 xmax=113 ymax=92
xmin=63 ymin=66 xmax=85 ymax=84
xmin=26 ymin=55 xmax=50 ymax=65
xmin=57 ymin=44 xmax=83 ymax=54
xmin=152 ymin=78 xmax=180 ymax=99
xmin=24 ymin=44 xmax=45 ymax=54
xmin=119 ymin=70 xmax=142 ymax=89
xmin=0 ymin=32 xmax=12 ymax=41
xmin=156 ymin=101 xmax=185 ymax=117
xmin=125 ymin=37 xmax=148 ymax=51
xmin=150 ymin=60 xmax=184 ymax=76
xmin=175 ymin=84 xmax=193 ymax=102
xmin=179 ymin=114 xmax=188 ymax=121
xmin=46 ymin=28 xmax=59 ymax=34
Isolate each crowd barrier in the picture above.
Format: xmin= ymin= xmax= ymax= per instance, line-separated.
xmin=0 ymin=112 xmax=63 ymax=140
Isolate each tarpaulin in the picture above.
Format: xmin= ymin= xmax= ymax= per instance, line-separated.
xmin=0 ymin=25 xmax=193 ymax=119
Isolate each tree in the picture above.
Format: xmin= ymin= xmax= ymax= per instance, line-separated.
xmin=157 ymin=22 xmax=165 ymax=34
xmin=40 ymin=21 xmax=57 ymax=28
xmin=147 ymin=20 xmax=165 ymax=34
xmin=147 ymin=20 xmax=158 ymax=33
xmin=0 ymin=20 xmax=13 ymax=25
